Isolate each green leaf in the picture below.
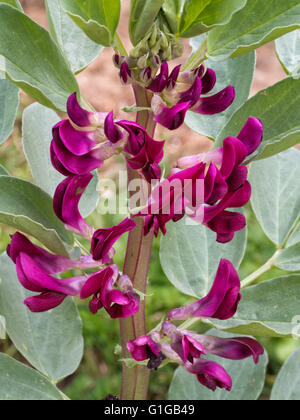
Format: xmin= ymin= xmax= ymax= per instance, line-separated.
xmin=286 ymin=223 xmax=300 ymax=248
xmin=0 ymin=79 xmax=19 ymax=145
xmin=274 ymin=244 xmax=300 ymax=272
xmin=0 ymin=164 xmax=9 ymax=176
xmin=169 ymin=331 xmax=268 ymax=400
xmin=129 ymin=0 xmax=165 ymax=45
xmin=217 ymin=77 xmax=300 ymax=161
xmin=249 ymin=149 xmax=300 ymax=247
xmin=207 ymin=0 xmax=300 ymax=60
xmin=0 ymin=354 xmax=63 ymax=400
xmin=59 ymin=0 xmax=121 ymax=47
xmin=160 ymin=216 xmax=247 ymax=298
xmin=275 ymin=30 xmax=300 ymax=76
xmin=22 ymin=103 xmax=98 ymax=217
xmin=0 ymin=254 xmax=83 ymax=383
xmin=0 ymin=4 xmax=79 ymax=111
xmin=180 ymin=0 xmax=246 ymax=38
xmin=185 ymin=36 xmax=255 ymax=140
xmin=271 ymin=348 xmax=300 ymax=400
xmin=46 ymin=0 xmax=103 ymax=74
xmin=162 ymin=0 xmax=183 ymax=34
xmin=0 ymin=176 xmax=73 ymax=255
xmin=0 ymin=0 xmax=22 ymax=10
xmin=204 ymin=274 xmax=300 ymax=338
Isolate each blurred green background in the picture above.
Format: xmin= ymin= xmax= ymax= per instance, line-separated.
xmin=0 ymin=98 xmax=299 ymax=401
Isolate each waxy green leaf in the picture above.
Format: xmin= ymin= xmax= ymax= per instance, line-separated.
xmin=0 ymin=4 xmax=79 ymax=111
xmin=160 ymin=216 xmax=247 ymax=298
xmin=0 ymin=79 xmax=19 ymax=145
xmin=129 ymin=0 xmax=165 ymax=45
xmin=186 ymin=36 xmax=255 ymax=140
xmin=249 ymin=149 xmax=300 ymax=247
xmin=0 ymin=354 xmax=63 ymax=400
xmin=162 ymin=0 xmax=183 ymax=34
xmin=59 ymin=0 xmax=121 ymax=47
xmin=0 ymin=164 xmax=9 ymax=176
xmin=274 ymin=244 xmax=300 ymax=272
xmin=275 ymin=30 xmax=300 ymax=76
xmin=207 ymin=0 xmax=300 ymax=60
xmin=0 ymin=176 xmax=73 ymax=255
xmin=46 ymin=0 xmax=103 ymax=74
xmin=205 ymin=274 xmax=300 ymax=338
xmin=169 ymin=331 xmax=268 ymax=400
xmin=271 ymin=348 xmax=300 ymax=400
xmin=0 ymin=0 xmax=22 ymax=10
xmin=0 ymin=254 xmax=83 ymax=383
xmin=180 ymin=0 xmax=246 ymax=38
xmin=217 ymin=77 xmax=300 ymax=161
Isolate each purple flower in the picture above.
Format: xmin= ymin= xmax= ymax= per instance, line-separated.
xmin=104 ymin=111 xmax=124 ymax=144
xmin=153 ymin=99 xmax=191 ymax=131
xmin=67 ymin=93 xmax=101 ymax=127
xmin=7 ymin=232 xmax=99 ymax=274
xmin=168 ymin=259 xmax=241 ymax=321
xmin=12 ymin=252 xmax=87 ymax=312
xmin=147 ymin=62 xmax=169 ymax=93
xmin=120 ymin=61 xmax=132 ymax=85
xmin=192 ymin=86 xmax=235 ymax=115
xmin=127 ymin=336 xmax=161 ymax=362
xmin=118 ymin=120 xmax=165 ymax=183
xmin=80 ymin=266 xmax=139 ymax=319
xmin=186 ymin=359 xmax=233 ymax=392
xmin=91 ymin=218 xmax=136 ymax=263
xmin=53 ymin=174 xmax=93 ymax=238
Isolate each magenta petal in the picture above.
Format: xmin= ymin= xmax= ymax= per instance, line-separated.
xmin=179 ymin=77 xmax=202 ymax=107
xmin=194 ymin=86 xmax=235 ymax=115
xmin=226 ymin=166 xmax=248 ymax=191
xmin=238 ymin=117 xmax=263 ymax=156
xmin=182 ymin=335 xmax=206 ymax=363
xmin=203 ymin=336 xmax=264 ymax=364
xmin=206 ymin=211 xmax=246 ymax=242
xmin=168 ymin=65 xmax=181 ymax=89
xmin=127 ymin=336 xmax=161 ymax=362
xmin=91 ymin=218 xmax=136 ymax=262
xmin=220 ymin=137 xmax=248 ymax=179
xmin=50 ymin=141 xmax=73 ymax=176
xmin=80 ymin=266 xmax=116 ymax=299
xmin=53 ymin=174 xmax=92 ymax=237
xmin=120 ymin=61 xmax=132 ymax=84
xmin=201 ymin=68 xmax=217 ymax=94
xmin=24 ymin=292 xmax=67 ymax=313
xmin=154 ymin=102 xmax=190 ymax=130
xmin=108 ymin=292 xmax=139 ymax=319
xmin=67 ymin=93 xmax=94 ymax=127
xmin=57 ymin=120 xmax=97 ymax=156
xmin=104 ymin=112 xmax=124 ymax=144
xmin=205 ymin=164 xmax=228 ymax=205
xmin=187 ymin=360 xmax=232 ymax=392
xmin=148 ymin=62 xmax=169 ymax=93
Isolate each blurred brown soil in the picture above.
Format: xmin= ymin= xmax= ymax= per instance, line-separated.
xmin=20 ymin=0 xmax=287 ymax=163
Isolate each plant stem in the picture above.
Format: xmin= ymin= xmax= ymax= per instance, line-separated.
xmin=241 ymin=249 xmax=282 ymax=288
xmin=119 ymin=85 xmax=156 ymax=400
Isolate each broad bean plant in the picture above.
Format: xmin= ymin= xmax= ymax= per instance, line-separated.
xmin=0 ymin=0 xmax=300 ymax=401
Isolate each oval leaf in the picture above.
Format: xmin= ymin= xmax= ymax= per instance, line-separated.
xmin=162 ymin=0 xmax=183 ymax=35
xmin=180 ymin=0 xmax=246 ymax=38
xmin=217 ymin=77 xmax=300 ymax=161
xmin=59 ymin=0 xmax=121 ymax=47
xmin=0 ymin=254 xmax=83 ymax=383
xmin=169 ymin=331 xmax=268 ymax=400
xmin=129 ymin=0 xmax=165 ymax=45
xmin=0 ymin=79 xmax=19 ymax=145
xmin=205 ymin=274 xmax=300 ymax=338
xmin=46 ymin=0 xmax=103 ymax=74
xmin=186 ymin=37 xmax=255 ymax=140
xmin=207 ymin=0 xmax=300 ymax=60
xmin=0 ymin=164 xmax=9 ymax=176
xmin=0 ymin=4 xmax=79 ymax=111
xmin=275 ymin=30 xmax=300 ymax=76
xmin=0 ymin=354 xmax=63 ymax=400
xmin=0 ymin=176 xmax=73 ymax=255
xmin=271 ymin=348 xmax=300 ymax=400
xmin=274 ymin=244 xmax=300 ymax=272
xmin=249 ymin=149 xmax=300 ymax=247
xmin=160 ymin=216 xmax=247 ymax=298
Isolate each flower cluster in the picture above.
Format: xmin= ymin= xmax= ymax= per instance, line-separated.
xmin=127 ymin=259 xmax=264 ymax=392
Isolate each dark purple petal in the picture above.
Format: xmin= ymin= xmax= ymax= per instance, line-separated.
xmin=201 ymin=335 xmax=264 ymax=364
xmin=204 ymin=164 xmax=228 ymax=205
xmin=179 ymin=77 xmax=202 ymax=107
xmin=107 ymin=291 xmax=139 ymax=319
xmin=168 ymin=259 xmax=241 ymax=321
xmin=220 ymin=137 xmax=248 ymax=179
xmin=201 ymin=68 xmax=217 ymax=94
xmin=91 ymin=218 xmax=136 ymax=262
xmin=142 ymin=163 xmax=162 ymax=183
xmin=186 ymin=360 xmax=232 ymax=392
xmin=193 ymin=86 xmax=235 ymax=115
xmin=167 ymin=65 xmax=181 ymax=89
xmin=80 ymin=266 xmax=115 ymax=299
xmin=24 ymin=292 xmax=67 ymax=313
xmin=55 ymin=120 xmax=97 ymax=156
xmin=154 ymin=102 xmax=190 ymax=130
xmin=147 ymin=62 xmax=169 ymax=93
xmin=50 ymin=141 xmax=73 ymax=176
xmin=67 ymin=93 xmax=94 ymax=127
xmin=120 ymin=61 xmax=132 ymax=84
xmin=238 ymin=117 xmax=263 ymax=156
xmin=226 ymin=166 xmax=248 ymax=191
xmin=53 ymin=174 xmax=93 ymax=237
xmin=104 ymin=112 xmax=124 ymax=144
xmin=206 ymin=211 xmax=247 ymax=244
